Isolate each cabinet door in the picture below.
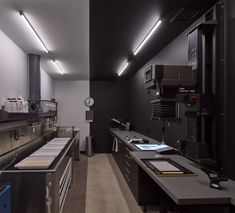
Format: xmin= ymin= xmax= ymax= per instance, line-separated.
xmin=111 ymin=136 xmax=161 ymax=206
xmin=128 ymin=158 xmax=139 ymax=200
xmin=111 ymin=136 xmax=124 ymax=170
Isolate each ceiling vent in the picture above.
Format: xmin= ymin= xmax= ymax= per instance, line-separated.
xmin=170 ymin=7 xmax=202 ymax=23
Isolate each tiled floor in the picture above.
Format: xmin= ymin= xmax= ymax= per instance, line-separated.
xmin=64 ymin=154 xmax=159 ymax=213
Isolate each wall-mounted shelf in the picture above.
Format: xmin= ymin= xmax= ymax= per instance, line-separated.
xmin=0 ymin=109 xmax=56 ymax=123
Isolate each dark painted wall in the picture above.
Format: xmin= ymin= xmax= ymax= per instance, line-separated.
xmin=89 ymin=16 xmax=203 ymax=152
xmin=127 ymin=71 xmax=188 ymax=147
xmin=126 ymin=21 xmax=202 ymax=147
xmin=90 ymin=81 xmax=128 ymax=153
xmin=224 ymin=0 xmax=235 ymax=179
xmin=89 ymin=1 xmax=235 ymax=181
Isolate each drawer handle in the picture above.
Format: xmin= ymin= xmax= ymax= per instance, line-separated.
xmin=125 ymin=153 xmax=132 ymax=160
xmin=124 ymin=174 xmax=130 ymax=182
xmin=125 ymin=167 xmax=131 ymax=174
xmin=125 ymin=161 xmax=130 ymax=167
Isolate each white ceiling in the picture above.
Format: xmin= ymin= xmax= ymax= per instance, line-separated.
xmin=0 ymin=0 xmax=89 ymax=80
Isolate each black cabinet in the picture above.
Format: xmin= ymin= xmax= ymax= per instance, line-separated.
xmin=111 ymin=135 xmax=160 ymax=206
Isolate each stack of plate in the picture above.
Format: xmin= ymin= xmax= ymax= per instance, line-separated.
xmin=15 ymin=138 xmax=70 ymax=169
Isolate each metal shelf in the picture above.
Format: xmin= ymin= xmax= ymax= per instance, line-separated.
xmin=0 ymin=109 xmax=56 ymax=123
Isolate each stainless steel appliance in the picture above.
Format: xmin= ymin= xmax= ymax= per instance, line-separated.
xmin=1 ymin=132 xmax=79 ymax=213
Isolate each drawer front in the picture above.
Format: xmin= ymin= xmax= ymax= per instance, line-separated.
xmin=59 ymin=158 xmax=72 ymax=213
xmin=129 ymin=160 xmax=139 ymax=201
xmin=111 ymin=136 xmax=140 ymax=201
xmin=110 ymin=134 xmax=161 ymax=206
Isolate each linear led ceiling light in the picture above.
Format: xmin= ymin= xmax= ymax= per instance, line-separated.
xmin=53 ymin=60 xmax=64 ymax=75
xmin=19 ymin=11 xmax=49 ymax=53
xmin=118 ymin=61 xmax=129 ymax=76
xmin=133 ymin=19 xmax=162 ymax=56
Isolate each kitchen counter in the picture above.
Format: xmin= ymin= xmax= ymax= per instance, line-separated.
xmin=110 ymin=129 xmax=160 ymax=151
xmin=110 ymin=129 xmax=235 ymax=210
xmin=130 ymin=151 xmax=235 ymax=206
xmin=109 ymin=129 xmax=162 ymax=206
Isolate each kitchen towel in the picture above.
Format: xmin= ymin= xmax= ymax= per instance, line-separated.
xmin=112 ymin=137 xmax=118 ymax=152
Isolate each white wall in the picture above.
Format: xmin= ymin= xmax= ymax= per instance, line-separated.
xmin=41 ymin=68 xmax=55 ymax=100
xmin=0 ymin=30 xmax=28 ymax=102
xmin=0 ymin=30 xmax=55 ymax=106
xmin=55 ymin=81 xmax=90 ymax=151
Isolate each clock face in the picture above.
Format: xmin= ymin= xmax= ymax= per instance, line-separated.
xmin=84 ymin=97 xmax=94 ymax=107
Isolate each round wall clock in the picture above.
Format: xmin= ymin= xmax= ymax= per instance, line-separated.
xmin=84 ymin=97 xmax=95 ymax=107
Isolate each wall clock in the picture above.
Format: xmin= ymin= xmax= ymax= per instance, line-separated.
xmin=84 ymin=97 xmax=95 ymax=107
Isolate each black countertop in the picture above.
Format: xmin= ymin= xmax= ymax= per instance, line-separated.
xmin=110 ymin=128 xmax=161 ymax=151
xmin=110 ymin=129 xmax=235 ymax=206
xmin=130 ymin=151 xmax=235 ymax=205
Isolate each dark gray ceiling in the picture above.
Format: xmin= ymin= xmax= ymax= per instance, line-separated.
xmin=90 ymin=0 xmax=218 ymax=81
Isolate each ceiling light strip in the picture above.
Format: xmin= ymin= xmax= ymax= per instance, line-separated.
xmin=118 ymin=62 xmax=129 ymax=76
xmin=53 ymin=60 xmax=64 ymax=75
xmin=133 ymin=19 xmax=162 ymax=56
xmin=19 ymin=11 xmax=49 ymax=53
xmin=20 ymin=11 xmax=65 ymax=75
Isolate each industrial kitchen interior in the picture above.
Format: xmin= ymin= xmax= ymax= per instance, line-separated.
xmin=0 ymin=0 xmax=235 ymax=213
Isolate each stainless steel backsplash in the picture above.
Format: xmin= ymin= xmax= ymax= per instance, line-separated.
xmin=0 ymin=118 xmax=55 ymax=169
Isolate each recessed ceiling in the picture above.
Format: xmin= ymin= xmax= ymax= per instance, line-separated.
xmin=90 ymin=0 xmax=218 ymax=81
xmin=0 ymin=0 xmax=89 ymax=80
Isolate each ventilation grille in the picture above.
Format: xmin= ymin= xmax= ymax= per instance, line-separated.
xmin=170 ymin=7 xmax=201 ymax=23
xmin=151 ymin=100 xmax=176 ymax=119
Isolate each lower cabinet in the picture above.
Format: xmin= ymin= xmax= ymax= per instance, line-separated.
xmin=112 ymin=136 xmax=160 ymax=206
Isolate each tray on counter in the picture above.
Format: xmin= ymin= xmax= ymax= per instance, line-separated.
xmin=142 ymin=158 xmax=197 ymax=177
xmin=15 ymin=156 xmax=55 ymax=169
xmin=14 ymin=137 xmax=71 ymax=170
xmin=41 ymin=144 xmax=66 ymax=150
xmin=50 ymin=138 xmax=70 ymax=143
xmin=30 ymin=149 xmax=61 ymax=157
